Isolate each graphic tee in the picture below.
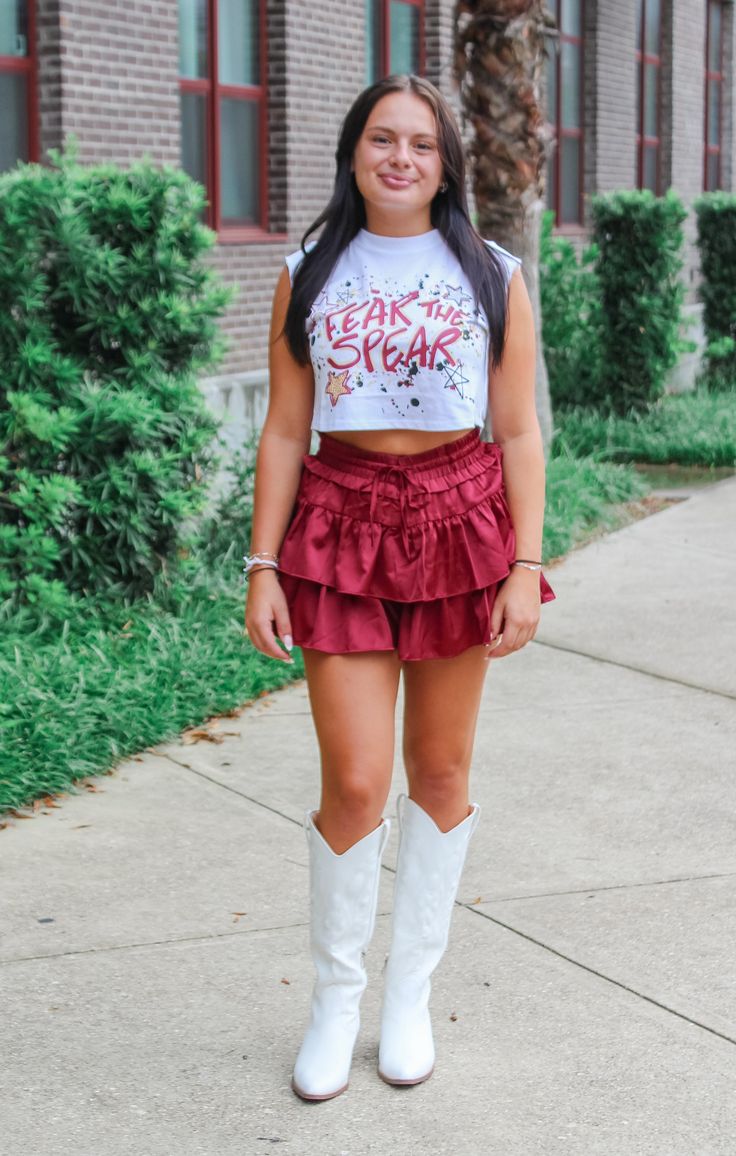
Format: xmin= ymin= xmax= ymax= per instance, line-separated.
xmin=284 ymin=227 xmax=522 ymax=433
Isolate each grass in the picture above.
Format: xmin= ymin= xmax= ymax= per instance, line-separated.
xmin=0 ymin=556 xmax=304 ymax=814
xmin=552 ymin=386 xmax=736 ymax=468
xmin=543 ymin=445 xmax=651 ymax=562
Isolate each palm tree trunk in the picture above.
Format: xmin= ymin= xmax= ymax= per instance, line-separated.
xmin=454 ymin=0 xmax=557 ymax=453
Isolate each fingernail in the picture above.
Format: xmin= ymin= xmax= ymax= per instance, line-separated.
xmin=284 ymin=634 xmax=293 ymax=652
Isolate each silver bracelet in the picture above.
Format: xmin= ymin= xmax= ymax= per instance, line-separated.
xmin=512 ymin=560 xmax=542 ymax=571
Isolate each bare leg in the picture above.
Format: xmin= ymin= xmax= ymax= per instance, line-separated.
xmin=401 ymin=644 xmax=490 ymax=830
xmin=302 ymin=648 xmax=402 ymax=853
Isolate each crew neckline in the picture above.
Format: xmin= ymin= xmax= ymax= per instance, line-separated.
xmin=353 ymin=227 xmax=442 ymax=254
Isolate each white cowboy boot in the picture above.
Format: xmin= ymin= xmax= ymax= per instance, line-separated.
xmin=378 ymin=793 xmax=481 ymax=1086
xmin=291 ymin=809 xmax=391 ymax=1101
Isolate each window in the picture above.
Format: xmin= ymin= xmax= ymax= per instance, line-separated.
xmin=704 ymin=0 xmax=724 ymax=191
xmin=178 ymin=0 xmax=267 ymax=237
xmin=636 ymin=0 xmax=662 ymax=193
xmin=0 ymin=0 xmax=37 ymax=174
xmin=366 ymin=0 xmax=425 ymax=84
xmin=545 ymin=0 xmax=584 ymax=226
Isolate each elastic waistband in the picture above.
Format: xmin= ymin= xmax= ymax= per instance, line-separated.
xmin=315 ymin=427 xmax=494 ymax=477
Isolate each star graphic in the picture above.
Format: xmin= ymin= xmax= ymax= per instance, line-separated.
xmin=442 ymin=284 xmax=473 ymax=309
xmin=441 ymin=361 xmax=470 ymax=399
xmin=326 ymin=370 xmax=353 ymax=407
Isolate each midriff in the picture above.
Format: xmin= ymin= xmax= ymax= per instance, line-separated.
xmin=319 ymin=427 xmax=476 ymax=456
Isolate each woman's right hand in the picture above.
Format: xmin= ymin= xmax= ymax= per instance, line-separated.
xmin=244 ymin=569 xmax=295 ymax=663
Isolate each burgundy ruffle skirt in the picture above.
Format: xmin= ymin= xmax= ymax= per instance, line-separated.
xmin=278 ymin=427 xmax=556 ymax=661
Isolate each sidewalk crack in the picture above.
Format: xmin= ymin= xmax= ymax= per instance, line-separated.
xmin=534 ymin=640 xmax=736 ymax=701
xmin=465 ymin=904 xmax=736 ymax=1047
xmin=0 ymin=919 xmax=312 ymax=967
xmin=483 ymin=870 xmax=736 ymax=903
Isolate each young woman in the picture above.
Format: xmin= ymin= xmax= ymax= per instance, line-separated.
xmin=243 ymin=74 xmax=555 ymax=1101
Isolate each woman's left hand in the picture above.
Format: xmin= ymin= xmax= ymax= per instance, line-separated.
xmin=485 ymin=567 xmax=542 ymax=661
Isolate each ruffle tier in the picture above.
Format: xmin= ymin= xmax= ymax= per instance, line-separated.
xmin=278 ymin=442 xmax=555 ymax=604
xmin=278 ymin=573 xmax=543 ymax=662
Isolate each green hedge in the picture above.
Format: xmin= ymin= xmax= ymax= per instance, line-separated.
xmin=540 ymin=209 xmax=602 ymax=409
xmin=589 ymin=189 xmax=688 ymax=415
xmin=0 ymin=152 xmax=231 ymax=618
xmin=693 ymin=192 xmax=736 ymax=388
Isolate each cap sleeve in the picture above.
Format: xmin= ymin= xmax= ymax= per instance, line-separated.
xmin=284 ymin=241 xmax=317 ymax=285
xmin=484 ymin=238 xmax=523 ymax=287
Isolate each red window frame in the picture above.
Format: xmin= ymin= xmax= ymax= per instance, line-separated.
xmin=636 ymin=0 xmax=662 ymax=194
xmin=546 ymin=0 xmax=584 ymax=230
xmin=178 ymin=0 xmax=271 ymax=242
xmin=369 ymin=0 xmax=425 ymax=81
xmin=0 ymin=0 xmax=38 ymax=170
xmin=704 ymin=0 xmax=724 ymax=191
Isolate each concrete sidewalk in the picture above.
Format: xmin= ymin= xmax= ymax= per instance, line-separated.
xmin=2 ymin=479 xmax=736 ymax=1156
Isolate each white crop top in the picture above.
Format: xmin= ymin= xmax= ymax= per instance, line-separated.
xmin=284 ymin=227 xmax=522 ymax=433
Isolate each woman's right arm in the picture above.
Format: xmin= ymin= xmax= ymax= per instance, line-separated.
xmin=244 ymin=264 xmax=315 ymax=663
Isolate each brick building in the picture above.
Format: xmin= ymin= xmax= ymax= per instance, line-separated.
xmin=2 ymin=0 xmax=734 ymax=438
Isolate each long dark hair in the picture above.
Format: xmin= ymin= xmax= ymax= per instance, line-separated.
xmin=282 ymin=74 xmax=512 ymax=373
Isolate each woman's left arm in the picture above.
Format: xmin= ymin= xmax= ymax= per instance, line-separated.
xmin=485 ymin=266 xmax=546 ymax=661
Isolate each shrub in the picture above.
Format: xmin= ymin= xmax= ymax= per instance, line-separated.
xmin=589 ymin=189 xmax=687 ymax=415
xmin=693 ymin=192 xmax=736 ymax=389
xmin=0 ymin=150 xmax=232 ymax=616
xmin=539 ymin=209 xmax=603 ymax=408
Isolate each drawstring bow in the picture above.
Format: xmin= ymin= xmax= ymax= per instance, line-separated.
xmin=368 ymin=465 xmax=432 ymax=554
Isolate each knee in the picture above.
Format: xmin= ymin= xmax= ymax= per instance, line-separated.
xmin=321 ymin=767 xmax=386 ymax=820
xmin=316 ymin=767 xmax=389 ymax=852
xmin=404 ymin=745 xmax=469 ymax=803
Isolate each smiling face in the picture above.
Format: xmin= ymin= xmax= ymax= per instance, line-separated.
xmin=351 ymin=91 xmax=444 ymax=234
